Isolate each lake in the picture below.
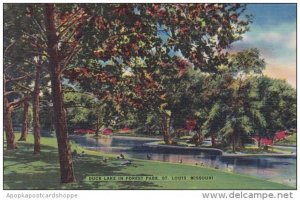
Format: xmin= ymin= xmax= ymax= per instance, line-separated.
xmin=70 ymin=135 xmax=296 ymax=187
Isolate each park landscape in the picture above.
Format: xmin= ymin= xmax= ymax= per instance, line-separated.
xmin=3 ymin=3 xmax=297 ymax=189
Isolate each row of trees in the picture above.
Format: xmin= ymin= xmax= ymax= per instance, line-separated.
xmin=4 ymin=3 xmax=295 ymax=184
xmin=63 ymin=57 xmax=295 ymax=152
xmin=62 ymin=49 xmax=296 ymax=151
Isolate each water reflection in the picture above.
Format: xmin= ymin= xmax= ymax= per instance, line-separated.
xmin=70 ymin=135 xmax=296 ymax=187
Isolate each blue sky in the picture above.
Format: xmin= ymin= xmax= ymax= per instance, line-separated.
xmin=231 ymin=4 xmax=296 ymax=87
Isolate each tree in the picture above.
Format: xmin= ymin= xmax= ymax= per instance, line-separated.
xmin=32 ymin=60 xmax=42 ymax=153
xmin=255 ymin=77 xmax=296 ymax=138
xmin=3 ymin=74 xmax=31 ymax=150
xmin=169 ymin=70 xmax=208 ymax=144
xmin=43 ymin=3 xmax=89 ymax=183
xmin=3 ymin=5 xmax=35 ymax=149
xmin=4 ymin=4 xmax=47 ymax=152
xmin=63 ymin=90 xmax=115 ymax=135
xmin=68 ymin=4 xmax=251 ymax=144
xmin=200 ymin=49 xmax=265 ymax=151
xmin=18 ymin=98 xmax=30 ymax=141
xmin=141 ymin=4 xmax=251 ymax=144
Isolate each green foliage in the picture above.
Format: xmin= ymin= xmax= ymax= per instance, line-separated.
xmin=202 ymin=102 xmax=223 ymax=136
xmin=256 ymin=76 xmax=296 ymax=135
xmin=64 ymin=4 xmax=252 ymax=138
xmin=228 ymin=48 xmax=266 ymax=75
xmin=4 ymin=3 xmax=296 ymax=148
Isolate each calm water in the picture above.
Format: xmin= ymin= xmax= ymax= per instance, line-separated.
xmin=70 ymin=135 xmax=296 ymax=187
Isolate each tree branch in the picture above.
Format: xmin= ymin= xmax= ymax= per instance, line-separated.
xmin=5 ymin=73 xmax=34 ymax=84
xmin=4 ymin=41 xmax=17 ymax=56
xmin=57 ymin=10 xmax=81 ymax=30
xmin=60 ymin=46 xmax=81 ymax=73
xmin=32 ymin=16 xmax=47 ymax=41
xmin=12 ymin=81 xmax=33 ymax=92
xmin=22 ymin=31 xmax=45 ymax=44
xmin=58 ymin=13 xmax=86 ymax=38
xmin=8 ymin=96 xmax=29 ymax=108
xmin=4 ymin=90 xmax=24 ymax=97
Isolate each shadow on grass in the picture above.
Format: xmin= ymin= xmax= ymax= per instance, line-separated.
xmin=4 ymin=142 xmax=160 ymax=189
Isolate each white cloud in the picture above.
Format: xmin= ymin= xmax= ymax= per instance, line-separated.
xmin=241 ymin=23 xmax=296 ymax=51
xmin=232 ymin=22 xmax=296 ymax=87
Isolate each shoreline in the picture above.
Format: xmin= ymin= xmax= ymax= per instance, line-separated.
xmin=79 ymin=143 xmax=296 ymax=188
xmin=78 ymin=138 xmax=296 ymax=188
xmin=71 ymin=134 xmax=162 ymax=141
xmin=141 ymin=140 xmax=297 ymax=158
xmin=222 ymin=153 xmax=296 ymax=158
xmin=76 ymin=134 xmax=296 ymax=158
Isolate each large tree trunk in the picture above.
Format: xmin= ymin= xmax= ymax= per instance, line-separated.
xmin=232 ymin=134 xmax=236 ymax=153
xmin=95 ymin=115 xmax=100 ymax=136
xmin=33 ymin=63 xmax=42 ymax=154
xmin=234 ymin=132 xmax=243 ymax=150
xmin=258 ymin=134 xmax=261 ymax=148
xmin=211 ymin=133 xmax=216 ymax=147
xmin=4 ymin=97 xmax=16 ymax=150
xmin=192 ymin=133 xmax=200 ymax=146
xmin=18 ymin=99 xmax=29 ymax=141
xmin=194 ymin=129 xmax=203 ymax=146
xmin=161 ymin=113 xmax=172 ymax=145
xmin=44 ymin=3 xmax=75 ymax=183
xmin=237 ymin=134 xmax=243 ymax=149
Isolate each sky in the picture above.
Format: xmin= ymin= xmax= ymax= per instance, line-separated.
xmin=231 ymin=4 xmax=296 ymax=87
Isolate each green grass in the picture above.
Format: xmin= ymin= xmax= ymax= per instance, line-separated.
xmin=148 ymin=140 xmax=292 ymax=155
xmin=276 ymin=133 xmax=297 ymax=146
xmin=3 ymin=133 xmax=294 ymax=190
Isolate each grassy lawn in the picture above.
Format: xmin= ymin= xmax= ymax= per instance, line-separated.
xmin=4 ymin=133 xmax=294 ymax=190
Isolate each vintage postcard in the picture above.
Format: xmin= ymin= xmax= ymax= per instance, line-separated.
xmin=2 ymin=2 xmax=297 ymax=195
